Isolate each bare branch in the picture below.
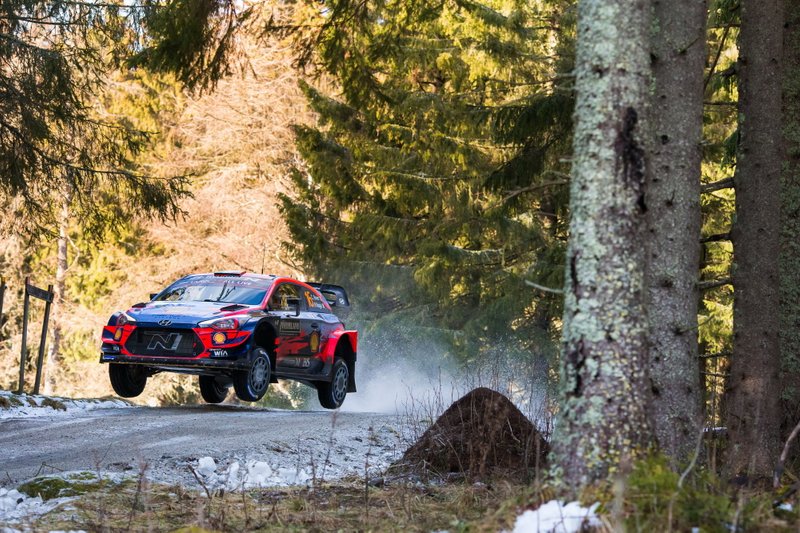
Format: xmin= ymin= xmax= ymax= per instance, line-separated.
xmin=701 ymin=232 xmax=731 ymax=244
xmin=699 ymin=351 xmax=732 ymax=359
xmin=524 ymin=279 xmax=563 ymax=295
xmin=774 ymin=418 xmax=800 ymax=488
xmin=704 ymin=24 xmax=732 ymax=93
xmin=701 ymin=177 xmax=734 ymax=194
xmin=698 ymin=278 xmax=732 ymax=291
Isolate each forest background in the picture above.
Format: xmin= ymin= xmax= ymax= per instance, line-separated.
xmin=1 ymin=0 xmax=791 ymax=497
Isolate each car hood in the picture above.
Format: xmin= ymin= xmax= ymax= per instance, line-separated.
xmin=125 ymin=301 xmax=256 ymax=327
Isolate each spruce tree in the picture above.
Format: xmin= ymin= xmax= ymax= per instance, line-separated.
xmin=725 ymin=0 xmax=784 ymax=481
xmin=551 ymin=0 xmax=653 ymax=486
xmin=282 ymin=0 xmax=575 ymax=376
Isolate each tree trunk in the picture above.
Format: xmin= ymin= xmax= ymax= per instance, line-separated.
xmin=645 ymin=0 xmax=706 ymax=464
xmin=781 ymin=2 xmax=800 ymax=444
xmin=725 ymin=0 xmax=784 ymax=481
xmin=44 ymin=190 xmax=70 ymax=395
xmin=552 ymin=0 xmax=653 ymax=486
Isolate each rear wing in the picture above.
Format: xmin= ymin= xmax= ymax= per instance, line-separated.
xmin=308 ymin=283 xmax=351 ymax=320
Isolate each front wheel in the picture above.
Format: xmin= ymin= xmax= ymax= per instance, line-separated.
xmin=199 ymin=375 xmax=229 ymax=404
xmin=318 ymin=358 xmax=349 ymax=409
xmin=233 ymin=349 xmax=271 ymax=402
xmin=109 ymin=363 xmax=147 ymax=398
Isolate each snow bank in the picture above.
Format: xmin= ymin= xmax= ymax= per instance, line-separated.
xmin=194 ymin=456 xmax=312 ymax=490
xmin=0 ymin=487 xmax=75 ymax=525
xmin=511 ymin=500 xmax=602 ymax=533
xmin=0 ymin=390 xmax=130 ymax=419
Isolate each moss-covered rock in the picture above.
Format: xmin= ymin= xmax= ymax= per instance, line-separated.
xmin=18 ymin=472 xmax=118 ymax=500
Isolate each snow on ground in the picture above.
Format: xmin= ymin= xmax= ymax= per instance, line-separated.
xmin=183 ymin=421 xmax=406 ymax=492
xmin=0 ymin=487 xmax=77 ymax=527
xmin=511 ymin=500 xmax=602 ymax=533
xmin=0 ymin=390 xmax=131 ymax=419
xmin=0 ymin=472 xmax=128 ymax=527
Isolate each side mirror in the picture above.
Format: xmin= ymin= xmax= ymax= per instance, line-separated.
xmin=149 ymin=293 xmax=158 ymax=300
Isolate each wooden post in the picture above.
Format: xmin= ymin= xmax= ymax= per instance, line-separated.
xmin=33 ymin=284 xmax=54 ymax=395
xmin=17 ymin=276 xmax=30 ymax=394
xmin=0 ymin=276 xmax=5 ymax=332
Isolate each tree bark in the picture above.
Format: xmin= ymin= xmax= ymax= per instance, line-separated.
xmin=780 ymin=2 xmax=800 ymax=445
xmin=646 ymin=0 xmax=706 ymax=464
xmin=552 ymin=0 xmax=653 ymax=487
xmin=725 ymin=0 xmax=784 ymax=481
xmin=44 ymin=188 xmax=70 ymax=395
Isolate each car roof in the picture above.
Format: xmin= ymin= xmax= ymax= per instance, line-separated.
xmin=172 ymin=272 xmax=277 ymax=286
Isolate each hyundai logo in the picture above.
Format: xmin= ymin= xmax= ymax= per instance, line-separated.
xmin=158 ymin=319 xmax=172 ymax=326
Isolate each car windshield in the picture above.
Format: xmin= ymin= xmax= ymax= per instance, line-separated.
xmin=155 ymin=276 xmax=271 ymax=306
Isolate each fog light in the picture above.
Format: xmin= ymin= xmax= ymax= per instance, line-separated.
xmin=114 ymin=328 xmax=123 ymax=341
xmin=212 ymin=332 xmax=227 ymax=345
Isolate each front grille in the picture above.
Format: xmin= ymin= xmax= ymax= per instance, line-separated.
xmin=125 ymin=327 xmax=202 ymax=357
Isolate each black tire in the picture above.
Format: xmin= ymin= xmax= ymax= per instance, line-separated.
xmin=109 ymin=363 xmax=147 ymax=398
xmin=233 ymin=349 xmax=271 ymax=402
xmin=318 ymin=358 xmax=348 ymax=409
xmin=199 ymin=375 xmax=229 ymax=404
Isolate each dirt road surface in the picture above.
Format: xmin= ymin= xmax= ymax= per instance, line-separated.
xmin=0 ymin=405 xmax=407 ymax=488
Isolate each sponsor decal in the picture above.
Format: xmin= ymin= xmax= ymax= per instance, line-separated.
xmin=210 ymin=349 xmax=229 ymax=358
xmin=279 ymin=319 xmax=301 ymax=336
xmin=309 ymin=330 xmax=320 ymax=353
xmin=102 ymin=355 xmax=116 ymax=361
xmin=147 ymin=332 xmax=182 ymax=351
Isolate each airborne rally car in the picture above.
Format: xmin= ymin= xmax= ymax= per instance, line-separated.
xmin=99 ymin=272 xmax=357 ymax=409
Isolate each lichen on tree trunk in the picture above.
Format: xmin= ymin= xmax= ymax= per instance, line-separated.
xmin=552 ymin=0 xmax=654 ymax=487
xmin=646 ymin=0 xmax=706 ymax=464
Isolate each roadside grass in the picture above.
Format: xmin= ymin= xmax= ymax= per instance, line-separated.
xmin=26 ymin=477 xmax=533 ymax=532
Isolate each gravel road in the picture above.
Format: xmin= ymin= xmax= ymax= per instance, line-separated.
xmin=0 ymin=405 xmax=409 ymax=488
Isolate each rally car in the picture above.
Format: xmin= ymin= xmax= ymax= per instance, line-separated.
xmin=99 ymin=271 xmax=357 ymax=409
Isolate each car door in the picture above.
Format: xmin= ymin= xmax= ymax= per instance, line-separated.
xmin=298 ymin=287 xmax=334 ymax=357
xmin=269 ymin=283 xmax=307 ymax=365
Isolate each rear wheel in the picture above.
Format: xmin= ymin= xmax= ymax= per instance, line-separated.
xmin=318 ymin=358 xmax=348 ymax=409
xmin=234 ymin=349 xmax=270 ymax=402
xmin=109 ymin=364 xmax=147 ymax=398
xmin=199 ymin=375 xmax=229 ymax=403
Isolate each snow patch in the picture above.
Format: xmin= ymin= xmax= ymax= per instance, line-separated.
xmin=0 ymin=487 xmax=74 ymax=525
xmin=0 ymin=390 xmax=130 ymax=419
xmin=195 ymin=457 xmax=311 ymax=490
xmin=511 ymin=500 xmax=602 ymax=533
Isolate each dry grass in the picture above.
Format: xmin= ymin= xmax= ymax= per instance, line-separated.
xmin=26 ymin=476 xmax=534 ymax=532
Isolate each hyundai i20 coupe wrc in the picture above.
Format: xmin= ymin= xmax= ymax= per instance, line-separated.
xmin=99 ymin=271 xmax=357 ymax=409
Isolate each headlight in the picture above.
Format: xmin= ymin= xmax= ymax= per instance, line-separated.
xmin=116 ymin=312 xmax=136 ymax=326
xmin=199 ymin=317 xmax=240 ymax=330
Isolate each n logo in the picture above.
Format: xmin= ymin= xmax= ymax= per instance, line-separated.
xmin=147 ymin=333 xmax=182 ymax=351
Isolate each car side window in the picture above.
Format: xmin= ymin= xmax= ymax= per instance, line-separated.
xmin=302 ymin=288 xmax=330 ymax=313
xmin=270 ymin=283 xmax=299 ymax=311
